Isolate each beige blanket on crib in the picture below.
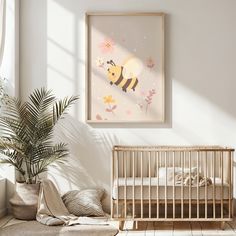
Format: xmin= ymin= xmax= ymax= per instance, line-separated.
xmin=36 ymin=179 xmax=109 ymax=226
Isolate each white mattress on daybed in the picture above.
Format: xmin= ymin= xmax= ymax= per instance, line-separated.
xmin=112 ymin=177 xmax=230 ymax=200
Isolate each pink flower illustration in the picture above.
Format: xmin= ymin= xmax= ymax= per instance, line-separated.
xmin=99 ymin=38 xmax=115 ymax=54
xmin=146 ymin=57 xmax=155 ymax=69
xmin=96 ymin=114 xmax=108 ymax=121
xmin=103 ymin=95 xmax=117 ymax=115
xmin=126 ymin=110 xmax=132 ymax=116
xmin=96 ymin=114 xmax=103 ymax=120
xmin=145 ymin=89 xmax=156 ymax=114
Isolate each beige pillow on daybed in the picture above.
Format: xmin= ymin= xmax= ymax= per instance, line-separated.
xmin=62 ymin=188 xmax=105 ymax=217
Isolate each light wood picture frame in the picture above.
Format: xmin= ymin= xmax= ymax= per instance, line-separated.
xmin=86 ymin=12 xmax=165 ymax=123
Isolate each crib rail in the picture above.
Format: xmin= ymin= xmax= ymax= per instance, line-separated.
xmin=111 ymin=146 xmax=234 ymax=224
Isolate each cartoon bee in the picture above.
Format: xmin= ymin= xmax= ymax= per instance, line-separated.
xmin=107 ymin=57 xmax=143 ymax=92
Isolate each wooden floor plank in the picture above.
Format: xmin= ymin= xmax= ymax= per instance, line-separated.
xmin=173 ymin=221 xmax=192 ymax=236
xmin=117 ymin=219 xmax=236 ymax=236
xmin=135 ymin=221 xmax=148 ymax=231
xmin=190 ymin=221 xmax=202 ymax=236
xmin=227 ymin=218 xmax=236 ymax=233
xmin=200 ymin=221 xmax=221 ymax=236
xmin=145 ymin=222 xmax=155 ymax=236
xmin=222 ymin=222 xmax=236 ymax=236
xmin=120 ymin=221 xmax=148 ymax=236
xmin=0 ymin=215 xmax=14 ymax=228
xmin=154 ymin=221 xmax=173 ymax=236
xmin=118 ymin=230 xmax=128 ymax=236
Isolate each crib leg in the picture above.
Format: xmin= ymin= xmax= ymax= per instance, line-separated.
xmin=135 ymin=221 xmax=138 ymax=229
xmin=220 ymin=221 xmax=225 ymax=230
xmin=119 ymin=221 xmax=124 ymax=230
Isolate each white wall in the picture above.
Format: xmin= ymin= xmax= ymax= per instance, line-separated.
xmin=20 ymin=0 xmax=236 ymax=212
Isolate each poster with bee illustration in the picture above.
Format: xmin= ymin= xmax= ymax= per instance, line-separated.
xmin=86 ymin=13 xmax=165 ymax=123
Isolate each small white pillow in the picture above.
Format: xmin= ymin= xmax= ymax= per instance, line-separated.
xmin=62 ymin=188 xmax=105 ymax=217
xmin=158 ymin=167 xmax=173 ymax=178
xmin=158 ymin=167 xmax=197 ymax=177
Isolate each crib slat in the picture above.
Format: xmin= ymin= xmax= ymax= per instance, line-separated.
xmin=213 ymin=151 xmax=216 ymax=219
xmin=116 ymin=151 xmax=119 ymax=218
xmin=181 ymin=151 xmax=184 ymax=219
xmin=165 ymin=151 xmax=167 ymax=219
xmin=189 ymin=151 xmax=192 ymax=219
xmin=173 ymin=151 xmax=175 ymax=219
xmin=221 ymin=151 xmax=223 ymax=219
xmin=149 ymin=151 xmax=151 ymax=218
xmin=205 ymin=151 xmax=208 ymax=219
xmin=132 ymin=151 xmax=135 ymax=219
xmin=124 ymin=151 xmax=127 ymax=218
xmin=111 ymin=150 xmax=114 ymax=218
xmin=197 ymin=151 xmax=199 ymax=219
xmin=229 ymin=151 xmax=232 ymax=219
xmin=231 ymin=151 xmax=234 ymax=218
xmin=141 ymin=151 xmax=143 ymax=219
xmin=156 ymin=151 xmax=159 ymax=219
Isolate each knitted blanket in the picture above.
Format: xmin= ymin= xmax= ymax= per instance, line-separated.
xmin=174 ymin=172 xmax=212 ymax=186
xmin=36 ymin=179 xmax=109 ymax=226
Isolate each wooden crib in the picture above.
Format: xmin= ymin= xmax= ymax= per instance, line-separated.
xmin=111 ymin=146 xmax=234 ymax=230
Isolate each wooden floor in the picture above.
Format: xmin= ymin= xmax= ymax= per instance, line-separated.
xmin=1 ymin=216 xmax=236 ymax=235
xmin=117 ymin=220 xmax=236 ymax=235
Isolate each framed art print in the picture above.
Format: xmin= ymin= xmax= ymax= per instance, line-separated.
xmin=86 ymin=12 xmax=165 ymax=123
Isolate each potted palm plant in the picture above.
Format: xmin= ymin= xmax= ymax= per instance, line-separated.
xmin=0 ymin=87 xmax=78 ymax=220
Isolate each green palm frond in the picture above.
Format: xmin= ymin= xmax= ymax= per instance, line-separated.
xmin=0 ymin=150 xmax=25 ymax=177
xmin=53 ymin=96 xmax=79 ymax=125
xmin=0 ymin=87 xmax=79 ymax=184
xmin=0 ymin=138 xmax=24 ymax=155
xmin=31 ymin=143 xmax=68 ymax=177
xmin=28 ymin=88 xmax=56 ymax=126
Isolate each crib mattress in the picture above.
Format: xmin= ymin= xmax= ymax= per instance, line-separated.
xmin=112 ymin=177 xmax=230 ymax=200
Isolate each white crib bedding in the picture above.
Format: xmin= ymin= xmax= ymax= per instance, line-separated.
xmin=112 ymin=177 xmax=230 ymax=200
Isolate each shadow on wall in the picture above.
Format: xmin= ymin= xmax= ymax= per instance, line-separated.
xmin=47 ymin=116 xmax=120 ymax=212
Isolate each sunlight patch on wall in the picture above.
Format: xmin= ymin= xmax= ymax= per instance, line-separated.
xmin=47 ymin=0 xmax=77 ymax=116
xmin=47 ymin=40 xmax=75 ymax=80
xmin=47 ymin=0 xmax=74 ymax=53
xmin=173 ymin=80 xmax=236 ymax=145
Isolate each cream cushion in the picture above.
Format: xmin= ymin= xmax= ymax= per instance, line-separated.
xmin=62 ymin=189 xmax=105 ymax=217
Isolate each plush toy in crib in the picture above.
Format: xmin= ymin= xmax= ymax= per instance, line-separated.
xmin=175 ymin=172 xmax=212 ymax=186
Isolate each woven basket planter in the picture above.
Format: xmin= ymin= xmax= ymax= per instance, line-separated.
xmin=10 ymin=182 xmax=40 ymax=220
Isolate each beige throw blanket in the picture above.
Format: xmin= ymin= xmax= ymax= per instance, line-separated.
xmin=36 ymin=179 xmax=108 ymax=226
